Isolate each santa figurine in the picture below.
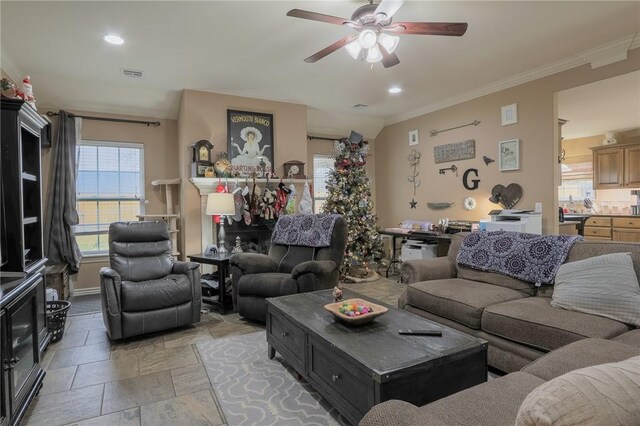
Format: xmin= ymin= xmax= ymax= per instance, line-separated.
xmin=15 ymin=76 xmax=36 ymax=110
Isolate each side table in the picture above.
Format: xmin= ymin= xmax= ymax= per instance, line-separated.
xmin=188 ymin=252 xmax=234 ymax=314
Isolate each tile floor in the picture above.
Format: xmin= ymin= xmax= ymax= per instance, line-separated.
xmin=22 ymin=277 xmax=405 ymax=426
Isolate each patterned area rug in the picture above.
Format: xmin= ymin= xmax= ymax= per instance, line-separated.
xmin=197 ymin=332 xmax=347 ymax=426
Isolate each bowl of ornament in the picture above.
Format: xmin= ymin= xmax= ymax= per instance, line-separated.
xmin=324 ymin=298 xmax=388 ymax=326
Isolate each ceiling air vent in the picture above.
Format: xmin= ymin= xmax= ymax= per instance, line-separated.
xmin=353 ymin=103 xmax=367 ymax=109
xmin=121 ymin=69 xmax=143 ymax=79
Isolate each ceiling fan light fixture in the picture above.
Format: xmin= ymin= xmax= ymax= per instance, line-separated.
xmin=378 ymin=33 xmax=399 ymax=54
xmin=345 ymin=41 xmax=362 ymax=59
xmin=366 ymin=45 xmax=383 ymax=63
xmin=358 ymin=29 xmax=378 ymax=49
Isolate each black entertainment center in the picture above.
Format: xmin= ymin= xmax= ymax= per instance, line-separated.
xmin=1 ymin=98 xmax=50 ymax=426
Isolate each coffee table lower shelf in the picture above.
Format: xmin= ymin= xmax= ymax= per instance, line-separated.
xmin=266 ymin=290 xmax=487 ymax=425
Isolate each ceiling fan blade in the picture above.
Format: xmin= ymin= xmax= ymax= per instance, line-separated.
xmin=374 ymin=0 xmax=405 ymax=19
xmin=304 ymin=35 xmax=358 ymax=63
xmin=287 ymin=9 xmax=352 ymax=26
xmin=386 ymin=22 xmax=468 ymax=36
xmin=380 ymin=47 xmax=400 ymax=68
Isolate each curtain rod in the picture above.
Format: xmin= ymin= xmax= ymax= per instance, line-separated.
xmin=46 ymin=111 xmax=161 ymax=127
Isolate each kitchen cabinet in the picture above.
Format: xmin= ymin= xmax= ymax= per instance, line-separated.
xmin=592 ymin=142 xmax=640 ymax=189
xmin=583 ymin=216 xmax=640 ymax=242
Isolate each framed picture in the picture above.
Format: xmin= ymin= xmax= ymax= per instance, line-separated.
xmin=501 ymin=103 xmax=518 ymax=126
xmin=499 ymin=139 xmax=520 ymax=171
xmin=227 ymin=110 xmax=274 ymax=177
xmin=408 ymin=129 xmax=419 ymax=146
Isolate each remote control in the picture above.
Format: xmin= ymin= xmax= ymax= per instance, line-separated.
xmin=398 ymin=329 xmax=443 ymax=336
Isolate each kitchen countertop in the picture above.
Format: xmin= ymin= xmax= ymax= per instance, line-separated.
xmin=563 ymin=213 xmax=640 ymax=218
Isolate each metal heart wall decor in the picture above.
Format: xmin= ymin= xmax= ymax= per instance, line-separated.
xmin=489 ymin=183 xmax=523 ymax=209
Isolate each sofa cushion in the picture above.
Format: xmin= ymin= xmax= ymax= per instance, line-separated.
xmin=521 ymin=338 xmax=640 ymax=381
xmin=516 ymin=355 xmax=640 ymax=426
xmin=481 ymin=297 xmax=630 ymax=352
xmin=121 ymin=274 xmax=192 ymax=311
xmin=420 ymin=372 xmax=545 ymax=426
xmin=237 ymin=272 xmax=297 ymax=298
xmin=405 ymin=279 xmax=529 ymax=329
xmin=612 ymin=329 xmax=640 ymax=348
xmin=551 ymin=252 xmax=640 ymax=327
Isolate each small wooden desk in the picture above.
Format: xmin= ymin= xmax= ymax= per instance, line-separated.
xmin=188 ymin=252 xmax=234 ymax=314
xmin=379 ymin=230 xmax=452 ymax=278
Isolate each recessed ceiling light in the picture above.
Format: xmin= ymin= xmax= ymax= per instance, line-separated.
xmin=103 ymin=34 xmax=124 ymax=45
xmin=388 ymin=87 xmax=402 ymax=94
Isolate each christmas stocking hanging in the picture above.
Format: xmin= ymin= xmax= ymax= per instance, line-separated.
xmin=298 ymin=182 xmax=313 ymax=215
xmin=285 ymin=183 xmax=296 ymax=215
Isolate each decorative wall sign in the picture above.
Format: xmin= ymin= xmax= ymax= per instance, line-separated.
xmin=462 ymin=168 xmax=480 ymax=190
xmin=489 ymin=183 xmax=523 ymax=209
xmin=407 ymin=149 xmax=421 ymax=209
xmin=434 ymin=139 xmax=475 ymax=164
xmin=408 ymin=129 xmax=419 ymax=146
xmin=227 ymin=110 xmax=274 ymax=177
xmin=501 ymin=104 xmax=518 ymax=126
xmin=499 ymin=139 xmax=520 ymax=171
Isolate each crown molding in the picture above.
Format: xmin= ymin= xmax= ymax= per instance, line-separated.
xmin=386 ymin=33 xmax=640 ymax=126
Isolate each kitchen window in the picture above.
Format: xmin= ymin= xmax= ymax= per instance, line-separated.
xmin=75 ymin=141 xmax=145 ymax=255
xmin=559 ymin=161 xmax=593 ymax=202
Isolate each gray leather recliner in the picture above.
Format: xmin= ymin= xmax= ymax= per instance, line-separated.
xmin=230 ymin=215 xmax=348 ymax=322
xmin=99 ymin=221 xmax=201 ymax=340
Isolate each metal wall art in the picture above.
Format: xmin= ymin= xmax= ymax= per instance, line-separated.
xmin=462 ymin=168 xmax=480 ymax=190
xmin=434 ymin=140 xmax=475 ymax=164
xmin=430 ymin=120 xmax=480 ymax=137
xmin=407 ymin=149 xmax=421 ymax=209
xmin=439 ymin=165 xmax=458 ymax=176
xmin=489 ymin=183 xmax=523 ymax=209
xmin=427 ymin=202 xmax=455 ymax=210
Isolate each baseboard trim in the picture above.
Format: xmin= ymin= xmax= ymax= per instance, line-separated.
xmin=72 ymin=287 xmax=101 ymax=296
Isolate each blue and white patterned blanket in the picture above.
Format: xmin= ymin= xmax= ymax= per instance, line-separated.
xmin=271 ymin=214 xmax=341 ymax=248
xmin=457 ymin=231 xmax=583 ymax=285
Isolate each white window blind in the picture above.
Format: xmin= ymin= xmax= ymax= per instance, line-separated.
xmin=75 ymin=141 xmax=145 ymax=254
xmin=313 ymin=154 xmax=334 ymax=213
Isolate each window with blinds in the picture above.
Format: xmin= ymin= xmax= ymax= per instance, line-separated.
xmin=559 ymin=158 xmax=594 ymax=201
xmin=313 ymin=154 xmax=334 ymax=213
xmin=75 ymin=141 xmax=145 ymax=254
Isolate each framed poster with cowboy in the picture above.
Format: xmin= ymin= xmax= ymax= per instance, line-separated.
xmin=227 ymin=109 xmax=274 ymax=177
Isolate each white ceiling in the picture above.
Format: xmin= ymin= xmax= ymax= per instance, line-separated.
xmin=1 ymin=1 xmax=639 ymax=139
xmin=559 ymin=70 xmax=640 ymax=140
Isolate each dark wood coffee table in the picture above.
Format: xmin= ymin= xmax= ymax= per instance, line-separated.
xmin=266 ymin=289 xmax=487 ymax=425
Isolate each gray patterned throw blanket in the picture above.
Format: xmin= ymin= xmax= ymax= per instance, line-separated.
xmin=271 ymin=214 xmax=341 ymax=248
xmin=457 ymin=231 xmax=583 ymax=285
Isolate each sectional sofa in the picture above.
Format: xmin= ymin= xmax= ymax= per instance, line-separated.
xmin=398 ymin=233 xmax=640 ymax=373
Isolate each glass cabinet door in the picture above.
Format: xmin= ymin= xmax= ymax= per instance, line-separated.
xmin=6 ymin=284 xmax=39 ymax=417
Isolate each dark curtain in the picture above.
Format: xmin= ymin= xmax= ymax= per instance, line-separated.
xmin=44 ymin=110 xmax=82 ymax=272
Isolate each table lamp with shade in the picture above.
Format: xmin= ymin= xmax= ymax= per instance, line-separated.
xmin=205 ymin=193 xmax=235 ymax=254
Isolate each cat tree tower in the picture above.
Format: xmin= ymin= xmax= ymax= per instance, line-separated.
xmin=137 ymin=178 xmax=181 ymax=255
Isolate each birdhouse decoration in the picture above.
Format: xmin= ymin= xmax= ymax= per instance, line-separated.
xmin=191 ymin=139 xmax=215 ymax=177
xmin=283 ymin=160 xmax=306 ymax=179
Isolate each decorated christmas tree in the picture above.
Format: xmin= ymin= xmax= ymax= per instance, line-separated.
xmin=323 ymin=131 xmax=383 ymax=280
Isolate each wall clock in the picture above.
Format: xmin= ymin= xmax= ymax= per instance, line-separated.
xmin=463 ymin=197 xmax=477 ymax=211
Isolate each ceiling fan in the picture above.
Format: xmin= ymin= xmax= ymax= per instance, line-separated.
xmin=287 ymin=0 xmax=468 ymax=68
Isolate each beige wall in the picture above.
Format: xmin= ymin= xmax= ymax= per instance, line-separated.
xmin=562 ymin=135 xmax=603 ymax=161
xmin=40 ymin=110 xmax=178 ymax=291
xmin=375 ymin=49 xmax=640 ymax=234
xmin=177 ymin=89 xmax=307 ymax=258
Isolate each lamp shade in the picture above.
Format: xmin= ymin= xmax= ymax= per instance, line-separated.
xmin=206 ymin=193 xmax=235 ymax=216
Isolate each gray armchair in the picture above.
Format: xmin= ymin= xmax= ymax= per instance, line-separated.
xmin=99 ymin=221 xmax=201 ymax=340
xmin=230 ymin=214 xmax=347 ymax=322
